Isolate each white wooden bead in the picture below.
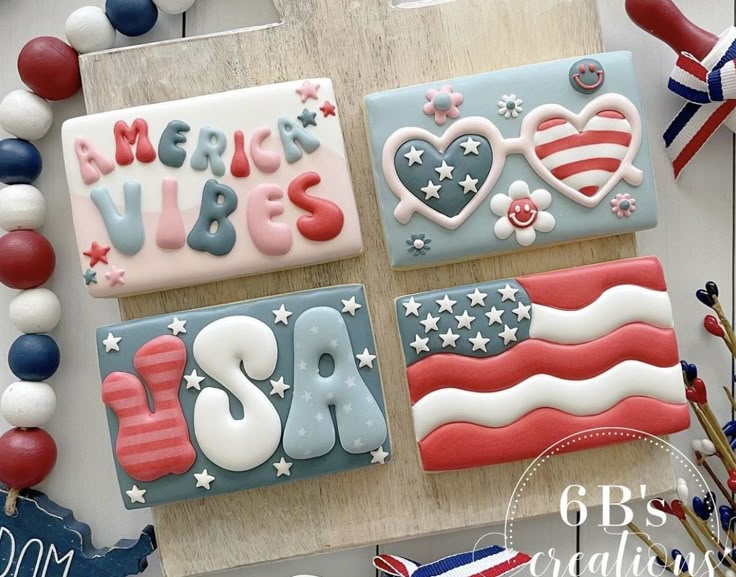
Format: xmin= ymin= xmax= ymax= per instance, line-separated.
xmin=0 ymin=184 xmax=46 ymax=232
xmin=0 ymin=90 xmax=53 ymax=141
xmin=1 ymin=381 xmax=56 ymax=428
xmin=153 ymin=0 xmax=196 ymax=15
xmin=65 ymin=6 xmax=117 ymax=54
xmin=9 ymin=288 xmax=62 ymax=334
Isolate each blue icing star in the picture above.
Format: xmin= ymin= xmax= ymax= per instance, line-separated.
xmin=83 ymin=268 xmax=98 ymax=285
xmin=297 ymin=108 xmax=318 ymax=128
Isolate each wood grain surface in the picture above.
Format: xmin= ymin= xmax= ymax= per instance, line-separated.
xmin=77 ymin=0 xmax=677 ymax=574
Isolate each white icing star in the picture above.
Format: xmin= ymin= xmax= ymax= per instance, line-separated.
xmin=403 ymin=297 xmax=422 ymax=317
xmin=273 ymin=457 xmax=293 ymax=477
xmin=298 ymin=360 xmax=308 ymax=371
xmin=103 ymin=332 xmax=122 ymax=353
xmin=498 ymin=284 xmax=519 ymax=302
xmin=126 ymin=485 xmax=146 ymax=504
xmin=273 ymin=304 xmax=293 ymax=325
xmin=302 ymin=390 xmax=312 ymax=402
xmin=356 ymin=348 xmax=377 ymax=368
xmin=499 ymin=324 xmax=519 ymax=345
xmin=341 ymin=296 xmax=362 ymax=316
xmin=434 ymin=160 xmax=455 ymax=181
xmin=345 ymin=376 xmax=357 ymax=388
xmin=421 ymin=180 xmax=441 ymax=200
xmin=410 ymin=335 xmax=430 ymax=354
xmin=353 ymin=437 xmax=365 ymax=449
xmin=455 ymin=310 xmax=475 ymax=330
xmin=315 ymin=412 xmax=325 ymax=422
xmin=184 ymin=369 xmax=205 ymax=390
xmin=194 ymin=469 xmax=215 ymax=490
xmin=469 ymin=332 xmax=491 ymax=352
xmin=467 ymin=288 xmax=487 ymax=307
xmin=329 ymin=338 xmax=339 ymax=349
xmin=309 ymin=325 xmax=319 ymax=335
xmin=298 ymin=427 xmax=307 ymax=437
xmin=343 ymin=403 xmax=353 ymax=413
xmin=404 ymin=146 xmax=424 ymax=166
xmin=371 ymin=446 xmax=390 ymax=465
xmin=269 ymin=376 xmax=290 ymax=398
xmin=512 ymin=302 xmax=532 ymax=322
xmin=419 ymin=313 xmax=440 ymax=333
xmin=485 ymin=306 xmax=504 ymax=325
xmin=459 ymin=174 xmax=479 ymax=194
xmin=436 ymin=295 xmax=457 ymax=313
xmin=439 ymin=328 xmax=460 ymax=348
xmin=167 ymin=317 xmax=187 ymax=336
xmin=460 ymin=136 xmax=481 ymax=155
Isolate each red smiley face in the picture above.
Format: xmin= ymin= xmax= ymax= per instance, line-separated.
xmin=507 ymin=198 xmax=538 ymax=228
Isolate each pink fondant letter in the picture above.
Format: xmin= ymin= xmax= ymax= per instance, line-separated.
xmin=74 ymin=137 xmax=115 ymax=185
xmin=250 ymin=127 xmax=281 ymax=174
xmin=156 ymin=178 xmax=186 ymax=250
xmin=246 ymin=183 xmax=293 ymax=256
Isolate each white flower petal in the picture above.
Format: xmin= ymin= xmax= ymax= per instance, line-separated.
xmin=490 ymin=193 xmax=513 ymax=216
xmin=504 ymin=110 xmax=512 ymax=119
xmin=498 ymin=100 xmax=507 ymax=107
xmin=508 ymin=180 xmax=531 ymax=200
xmin=533 ymin=210 xmax=556 ymax=232
xmin=516 ymin=105 xmax=523 ymax=113
xmin=516 ymin=99 xmax=523 ymax=106
xmin=530 ymin=188 xmax=552 ymax=210
xmin=494 ymin=217 xmax=515 ymax=239
xmin=511 ymin=109 xmax=519 ymax=118
xmin=498 ymin=107 xmax=507 ymax=116
xmin=509 ymin=94 xmax=516 ymax=101
xmin=515 ymin=226 xmax=537 ymax=246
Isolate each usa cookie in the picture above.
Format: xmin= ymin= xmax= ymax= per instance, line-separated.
xmin=62 ymin=79 xmax=362 ymax=297
xmin=395 ymin=257 xmax=689 ymax=471
xmin=365 ymin=52 xmax=657 ymax=269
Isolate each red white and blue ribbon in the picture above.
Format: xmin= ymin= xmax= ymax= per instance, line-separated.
xmin=373 ymin=545 xmax=531 ymax=577
xmin=664 ymin=27 xmax=736 ymax=178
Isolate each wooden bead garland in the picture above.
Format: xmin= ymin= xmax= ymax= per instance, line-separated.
xmin=0 ymin=184 xmax=46 ymax=231
xmin=17 ymin=37 xmax=82 ymax=101
xmin=0 ymin=90 xmax=53 ymax=141
xmin=65 ymin=6 xmax=117 ymax=54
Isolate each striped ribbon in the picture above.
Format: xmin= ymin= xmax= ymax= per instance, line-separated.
xmin=664 ymin=26 xmax=736 ymax=178
xmin=373 ymin=545 xmax=531 ymax=577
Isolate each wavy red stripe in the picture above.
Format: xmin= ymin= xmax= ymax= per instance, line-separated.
xmin=535 ymin=130 xmax=632 ymax=160
xmin=551 ymin=157 xmax=622 ymax=180
xmin=406 ymin=324 xmax=678 ymax=403
xmin=517 ymin=256 xmax=666 ymax=310
xmin=417 ymin=397 xmax=690 ymax=471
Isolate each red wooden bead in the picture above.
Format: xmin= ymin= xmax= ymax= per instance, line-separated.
xmin=17 ymin=37 xmax=81 ymax=101
xmin=0 ymin=428 xmax=57 ymax=489
xmin=0 ymin=230 xmax=56 ymax=289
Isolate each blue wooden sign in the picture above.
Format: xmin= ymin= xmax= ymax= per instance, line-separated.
xmin=0 ymin=487 xmax=155 ymax=576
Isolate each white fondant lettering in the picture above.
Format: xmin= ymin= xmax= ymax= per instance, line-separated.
xmin=192 ymin=316 xmax=282 ymax=471
xmin=0 ymin=528 xmax=75 ymax=577
xmin=0 ymin=528 xmax=15 ymax=577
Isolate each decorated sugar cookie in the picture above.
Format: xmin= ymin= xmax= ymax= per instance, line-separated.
xmin=394 ymin=257 xmax=689 ymax=471
xmin=365 ymin=52 xmax=657 ymax=269
xmin=61 ymin=79 xmax=362 ymax=297
xmin=96 ymin=285 xmax=390 ymax=508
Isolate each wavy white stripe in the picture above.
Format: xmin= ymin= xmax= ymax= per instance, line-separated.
xmin=534 ymin=123 xmax=578 ymax=146
xmin=534 ymin=117 xmax=631 ymax=146
xmin=412 ymin=362 xmax=684 ymax=440
xmin=562 ymin=170 xmax=617 ymax=190
xmin=540 ymin=143 xmax=629 ymax=169
xmin=428 ymin=549 xmax=522 ymax=576
xmin=529 ymin=285 xmax=673 ymax=344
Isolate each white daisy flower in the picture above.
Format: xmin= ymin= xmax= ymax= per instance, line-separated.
xmin=498 ymin=94 xmax=524 ymax=119
xmin=490 ymin=180 xmax=555 ymax=246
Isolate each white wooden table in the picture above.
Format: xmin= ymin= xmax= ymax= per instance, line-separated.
xmin=0 ymin=1 xmax=733 ymax=575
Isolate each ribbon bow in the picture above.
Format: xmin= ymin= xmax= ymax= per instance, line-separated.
xmin=373 ymin=545 xmax=531 ymax=577
xmin=664 ymin=27 xmax=736 ymax=179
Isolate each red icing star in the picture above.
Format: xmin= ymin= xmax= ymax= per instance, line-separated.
xmin=295 ymin=80 xmax=320 ymax=103
xmin=320 ymin=100 xmax=336 ymax=117
xmin=83 ymin=241 xmax=111 ymax=267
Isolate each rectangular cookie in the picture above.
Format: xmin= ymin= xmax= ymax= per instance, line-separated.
xmin=96 ymin=285 xmax=389 ymax=508
xmin=365 ymin=52 xmax=656 ymax=268
xmin=62 ymin=79 xmax=361 ymax=297
xmin=394 ymin=257 xmax=689 ymax=471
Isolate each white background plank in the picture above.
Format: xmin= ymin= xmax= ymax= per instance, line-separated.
xmin=0 ymin=0 xmax=732 ymax=575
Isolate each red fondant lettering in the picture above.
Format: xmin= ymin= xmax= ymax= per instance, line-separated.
xmin=287 ymin=172 xmax=344 ymax=242
xmin=230 ymin=130 xmax=251 ymax=177
xmin=114 ymin=118 xmax=157 ymax=166
xmin=102 ymin=336 xmax=196 ymax=482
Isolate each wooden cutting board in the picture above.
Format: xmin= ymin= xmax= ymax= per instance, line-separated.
xmin=77 ymin=1 xmax=675 ymax=575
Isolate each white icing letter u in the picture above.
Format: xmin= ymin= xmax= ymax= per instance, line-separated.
xmin=193 ymin=316 xmax=282 ymax=471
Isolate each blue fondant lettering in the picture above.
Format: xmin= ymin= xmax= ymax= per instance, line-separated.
xmin=158 ymin=120 xmax=190 ymax=168
xmin=90 ymin=181 xmax=145 ymax=255
xmin=277 ymin=117 xmax=320 ymax=164
xmin=186 ymin=179 xmax=238 ymax=256
xmin=283 ymin=307 xmax=388 ymax=459
xmin=190 ymin=126 xmax=227 ymax=176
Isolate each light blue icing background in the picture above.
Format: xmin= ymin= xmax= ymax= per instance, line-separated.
xmin=365 ymin=51 xmax=657 ymax=269
xmin=96 ymin=285 xmax=390 ymax=509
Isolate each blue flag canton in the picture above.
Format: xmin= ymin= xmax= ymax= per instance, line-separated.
xmin=396 ymin=279 xmax=532 ymax=365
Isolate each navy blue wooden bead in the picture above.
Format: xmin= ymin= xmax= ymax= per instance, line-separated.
xmin=0 ymin=139 xmax=42 ymax=185
xmin=105 ymin=0 xmax=158 ymax=37
xmin=8 ymin=334 xmax=60 ymax=381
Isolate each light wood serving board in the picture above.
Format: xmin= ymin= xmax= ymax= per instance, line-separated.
xmin=77 ymin=1 xmax=675 ymax=574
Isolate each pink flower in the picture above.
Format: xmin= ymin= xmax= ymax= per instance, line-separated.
xmin=423 ymin=84 xmax=464 ymax=125
xmin=610 ymin=193 xmax=636 ymax=218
